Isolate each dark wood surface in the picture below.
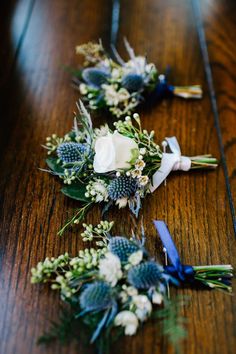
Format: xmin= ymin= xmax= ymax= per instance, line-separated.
xmin=0 ymin=1 xmax=235 ymax=354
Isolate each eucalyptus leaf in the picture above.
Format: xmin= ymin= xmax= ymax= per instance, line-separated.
xmin=61 ymin=183 xmax=90 ymax=202
xmin=46 ymin=157 xmax=64 ymax=174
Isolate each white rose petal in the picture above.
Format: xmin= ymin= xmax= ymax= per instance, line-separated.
xmin=93 ymin=132 xmax=139 ymax=173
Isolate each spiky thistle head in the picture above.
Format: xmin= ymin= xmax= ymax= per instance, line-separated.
xmin=108 ymin=176 xmax=137 ymax=200
xmin=121 ymin=73 xmax=144 ymax=92
xmin=82 ymin=68 xmax=109 ymax=88
xmin=128 ymin=261 xmax=163 ymax=289
xmin=57 ymin=142 xmax=86 ymax=164
xmin=79 ymin=281 xmax=113 ymax=312
xmin=108 ymin=237 xmax=140 ymax=262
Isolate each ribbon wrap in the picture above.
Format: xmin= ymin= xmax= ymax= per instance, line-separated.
xmin=150 ymin=137 xmax=191 ymax=192
xmin=155 ymin=81 xmax=174 ymax=99
xmin=153 ymin=220 xmax=194 ymax=282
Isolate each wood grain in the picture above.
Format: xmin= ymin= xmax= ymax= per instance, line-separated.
xmin=0 ymin=1 xmax=235 ymax=354
xmin=199 ymin=0 xmax=236 ymax=217
xmin=0 ymin=1 xmax=112 ymax=354
xmin=113 ymin=1 xmax=236 ymax=353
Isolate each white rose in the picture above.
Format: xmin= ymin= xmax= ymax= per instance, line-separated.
xmin=93 ymin=132 xmax=139 ymax=173
xmin=99 ymin=252 xmax=122 ymax=286
xmin=114 ymin=311 xmax=139 ymax=336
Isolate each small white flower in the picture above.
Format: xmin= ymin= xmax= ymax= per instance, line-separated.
xmin=87 ymin=179 xmax=109 ymax=202
xmin=114 ymin=311 xmax=139 ymax=336
xmin=115 ymin=197 xmax=128 ymax=208
xmin=135 ymin=159 xmax=146 ymax=170
xmin=128 ymin=250 xmax=143 ymax=266
xmin=103 ymin=84 xmax=130 ymax=106
xmin=152 ymin=291 xmax=163 ymax=305
xmin=99 ymin=253 xmax=122 ymax=286
xmin=131 ymin=169 xmax=142 ymax=178
xmin=139 ymin=175 xmax=149 ymax=186
xmin=125 ymin=286 xmax=138 ymax=297
xmin=124 ymin=56 xmax=156 ymax=79
xmin=111 ymin=68 xmax=121 ymax=79
xmin=139 ymin=148 xmax=146 ymax=155
xmin=132 ymin=295 xmax=152 ymax=322
xmin=79 ymin=83 xmax=88 ymax=95
xmin=119 ymin=291 xmax=128 ymax=303
xmin=94 ymin=124 xmax=110 ymax=138
xmin=98 ymin=58 xmax=110 ymax=68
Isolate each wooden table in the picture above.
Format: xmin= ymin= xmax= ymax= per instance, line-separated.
xmin=1 ymin=1 xmax=236 ymax=353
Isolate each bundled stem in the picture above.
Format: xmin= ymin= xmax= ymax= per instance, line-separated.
xmin=193 ymin=265 xmax=233 ymax=292
xmin=173 ymin=85 xmax=202 ymax=99
xmin=190 ymin=155 xmax=218 ymax=169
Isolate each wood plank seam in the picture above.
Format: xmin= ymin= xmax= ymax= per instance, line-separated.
xmin=192 ymin=0 xmax=236 ymax=235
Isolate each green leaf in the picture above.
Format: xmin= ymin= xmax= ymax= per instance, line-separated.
xmin=129 ymin=148 xmax=139 ymax=164
xmin=46 ymin=157 xmax=64 ymax=174
xmin=61 ymin=183 xmax=90 ymax=202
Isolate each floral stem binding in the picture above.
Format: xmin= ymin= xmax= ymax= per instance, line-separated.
xmin=43 ymin=102 xmax=218 ymax=235
xmin=31 ymin=220 xmax=233 ymax=353
xmin=71 ymin=39 xmax=203 ymax=118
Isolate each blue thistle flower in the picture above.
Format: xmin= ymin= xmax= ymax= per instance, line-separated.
xmin=128 ymin=261 xmax=163 ymax=289
xmin=108 ymin=176 xmax=137 ymax=200
xmin=82 ymin=68 xmax=109 ymax=88
xmin=108 ymin=236 xmax=140 ymax=262
xmin=121 ymin=73 xmax=144 ymax=92
xmin=57 ymin=142 xmax=86 ymax=164
xmin=79 ymin=282 xmax=113 ymax=312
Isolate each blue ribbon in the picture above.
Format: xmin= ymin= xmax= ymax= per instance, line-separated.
xmin=155 ymin=76 xmax=174 ymax=99
xmin=153 ymin=220 xmax=195 ymax=282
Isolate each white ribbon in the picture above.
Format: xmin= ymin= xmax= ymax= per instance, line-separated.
xmin=149 ymin=137 xmax=191 ymax=192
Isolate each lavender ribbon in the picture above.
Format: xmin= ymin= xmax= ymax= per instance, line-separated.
xmin=153 ymin=220 xmax=194 ymax=282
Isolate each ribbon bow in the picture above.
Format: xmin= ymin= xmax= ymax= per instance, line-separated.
xmin=150 ymin=137 xmax=191 ymax=192
xmin=153 ymin=220 xmax=194 ymax=282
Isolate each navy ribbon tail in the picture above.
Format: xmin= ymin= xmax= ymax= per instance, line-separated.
xmin=155 ymin=79 xmax=174 ymax=99
xmin=153 ymin=220 xmax=195 ymax=283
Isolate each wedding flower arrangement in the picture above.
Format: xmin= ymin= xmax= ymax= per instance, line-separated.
xmin=71 ymin=40 xmax=203 ymax=118
xmin=31 ymin=220 xmax=233 ymax=353
xmin=43 ymin=102 xmax=218 ymax=235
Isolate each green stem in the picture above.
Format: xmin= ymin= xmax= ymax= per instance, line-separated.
xmin=190 ymin=155 xmax=218 ymax=169
xmin=58 ymin=202 xmax=93 ymax=236
xmin=193 ymin=265 xmax=233 ymax=292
